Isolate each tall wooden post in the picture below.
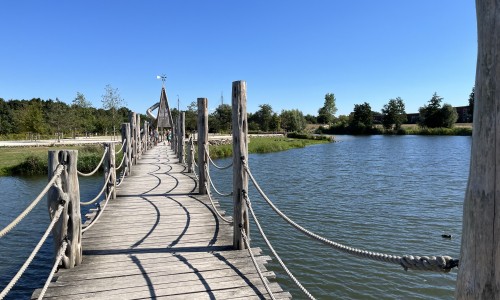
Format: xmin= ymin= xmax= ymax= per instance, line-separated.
xmin=136 ymin=114 xmax=141 ymax=158
xmin=172 ymin=121 xmax=177 ymax=152
xmin=103 ymin=143 xmax=116 ymax=200
xmin=121 ymin=123 xmax=132 ymax=176
xmin=198 ymin=98 xmax=209 ymax=195
xmin=232 ymin=80 xmax=249 ymax=250
xmin=48 ymin=150 xmax=82 ymax=268
xmin=457 ymin=1 xmax=500 ymax=299
xmin=188 ymin=136 xmax=194 ymax=173
xmin=179 ymin=112 xmax=185 ymax=163
xmin=144 ymin=120 xmax=149 ymax=151
xmin=129 ymin=112 xmax=137 ymax=165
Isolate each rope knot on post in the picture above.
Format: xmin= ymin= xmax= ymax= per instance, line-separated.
xmin=399 ymin=255 xmax=459 ymax=272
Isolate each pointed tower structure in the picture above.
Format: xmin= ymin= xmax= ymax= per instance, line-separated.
xmin=156 ymin=86 xmax=173 ymax=130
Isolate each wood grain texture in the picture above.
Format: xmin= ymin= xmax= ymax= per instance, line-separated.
xmin=34 ymin=144 xmax=288 ymax=299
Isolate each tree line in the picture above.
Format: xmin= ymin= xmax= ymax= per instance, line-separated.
xmin=0 ymin=85 xmax=474 ymax=137
xmin=0 ymin=85 xmax=131 ymax=137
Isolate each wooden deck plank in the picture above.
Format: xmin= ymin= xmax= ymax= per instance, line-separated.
xmin=33 ymin=145 xmax=289 ymax=299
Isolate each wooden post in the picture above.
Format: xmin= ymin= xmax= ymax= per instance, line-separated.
xmin=103 ymin=143 xmax=116 ymax=199
xmin=144 ymin=120 xmax=149 ymax=152
xmin=48 ymin=150 xmax=82 ymax=268
xmin=187 ymin=136 xmax=194 ymax=173
xmin=456 ymin=2 xmax=500 ymax=298
xmin=136 ymin=114 xmax=141 ymax=159
xmin=232 ymin=80 xmax=249 ymax=250
xmin=121 ymin=123 xmax=132 ymax=176
xmin=198 ymin=98 xmax=209 ymax=195
xmin=179 ymin=112 xmax=185 ymax=163
xmin=171 ymin=122 xmax=177 ymax=152
xmin=129 ymin=112 xmax=137 ymax=165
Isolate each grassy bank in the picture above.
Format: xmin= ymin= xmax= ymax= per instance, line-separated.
xmin=0 ymin=145 xmax=122 ymax=176
xmin=316 ymin=123 xmax=472 ymax=136
xmin=208 ymin=135 xmax=333 ymax=160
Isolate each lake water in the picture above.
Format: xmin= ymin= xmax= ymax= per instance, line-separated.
xmin=0 ymin=135 xmax=471 ymax=299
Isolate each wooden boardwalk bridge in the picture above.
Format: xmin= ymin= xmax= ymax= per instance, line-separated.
xmin=5 ymin=78 xmax=496 ymax=299
xmin=32 ymin=144 xmax=289 ymax=299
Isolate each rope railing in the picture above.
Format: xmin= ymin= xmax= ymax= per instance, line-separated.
xmin=115 ymin=139 xmax=126 ymax=154
xmin=243 ymin=162 xmax=459 ymax=273
xmin=0 ymin=204 xmax=64 ymax=299
xmin=115 ymin=150 xmax=127 ymax=171
xmin=206 ymin=148 xmax=233 ymax=170
xmin=241 ymin=229 xmax=276 ymax=300
xmin=0 ymin=164 xmax=64 ymax=238
xmin=81 ymin=186 xmax=114 ymax=233
xmin=244 ymin=193 xmax=315 ymax=299
xmin=77 ymin=147 xmax=108 ymax=177
xmin=80 ymin=171 xmax=113 ymax=206
xmin=206 ymin=169 xmax=233 ymax=197
xmin=37 ymin=240 xmax=68 ymax=300
xmin=204 ymin=182 xmax=233 ymax=224
xmin=116 ymin=166 xmax=128 ymax=187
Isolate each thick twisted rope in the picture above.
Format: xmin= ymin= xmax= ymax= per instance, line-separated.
xmin=205 ymin=182 xmax=233 ymax=224
xmin=206 ymin=148 xmax=233 ymax=170
xmin=80 ymin=171 xmax=113 ymax=206
xmin=243 ymin=163 xmax=459 ymax=273
xmin=245 ymin=194 xmax=315 ymax=299
xmin=77 ymin=147 xmax=108 ymax=177
xmin=115 ymin=149 xmax=127 ymax=171
xmin=0 ymin=164 xmax=64 ymax=238
xmin=82 ymin=186 xmax=114 ymax=233
xmin=241 ymin=230 xmax=276 ymax=300
xmin=116 ymin=139 xmax=126 ymax=154
xmin=37 ymin=240 xmax=68 ymax=300
xmin=116 ymin=166 xmax=128 ymax=187
xmin=206 ymin=171 xmax=233 ymax=197
xmin=0 ymin=204 xmax=64 ymax=299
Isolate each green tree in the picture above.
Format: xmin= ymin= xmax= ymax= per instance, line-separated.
xmin=280 ymin=109 xmax=306 ymax=132
xmin=254 ymin=104 xmax=274 ymax=132
xmin=468 ymin=86 xmax=474 ymax=122
xmin=101 ymin=84 xmax=125 ymax=135
xmin=72 ymin=92 xmax=95 ymax=135
xmin=185 ymin=101 xmax=197 ymax=132
xmin=349 ymin=102 xmax=373 ymax=133
xmin=47 ymin=100 xmax=71 ymax=135
xmin=317 ymin=93 xmax=337 ymax=124
xmin=381 ymin=97 xmax=407 ymax=130
xmin=0 ymin=98 xmax=14 ymax=134
xmin=418 ymin=93 xmax=457 ymax=128
xmin=209 ymin=104 xmax=232 ymax=133
xmin=21 ymin=101 xmax=45 ymax=134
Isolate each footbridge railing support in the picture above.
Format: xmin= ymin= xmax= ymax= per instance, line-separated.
xmin=103 ymin=143 xmax=116 ymax=200
xmin=232 ymin=80 xmax=249 ymax=250
xmin=48 ymin=150 xmax=82 ymax=269
xmin=121 ymin=123 xmax=132 ymax=176
xmin=198 ymin=97 xmax=209 ymax=195
xmin=178 ymin=112 xmax=185 ymax=163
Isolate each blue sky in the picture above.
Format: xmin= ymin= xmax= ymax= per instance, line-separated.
xmin=0 ymin=1 xmax=476 ymax=117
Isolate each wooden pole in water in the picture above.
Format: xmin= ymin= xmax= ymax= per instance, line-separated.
xmin=232 ymin=80 xmax=249 ymax=250
xmin=456 ymin=1 xmax=500 ymax=298
xmin=198 ymin=98 xmax=208 ymax=195
xmin=48 ymin=150 xmax=82 ymax=268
